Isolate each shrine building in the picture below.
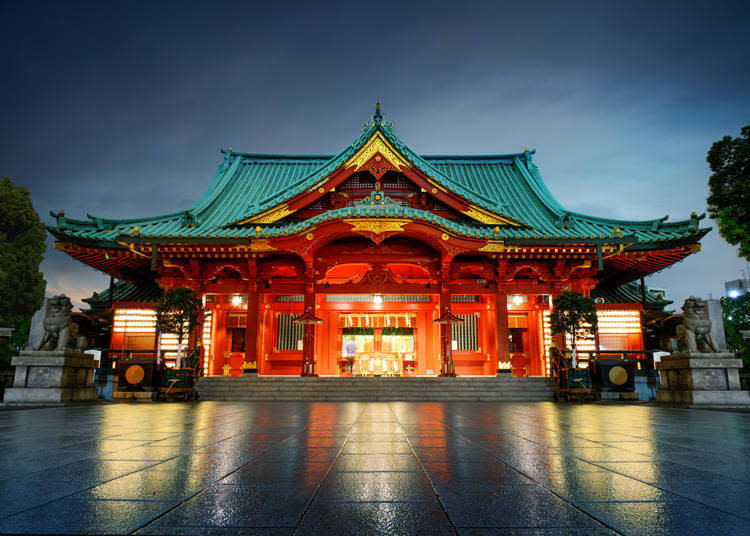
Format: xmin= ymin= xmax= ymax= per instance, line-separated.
xmin=50 ymin=105 xmax=708 ymax=378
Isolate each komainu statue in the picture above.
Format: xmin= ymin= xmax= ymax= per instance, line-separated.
xmin=675 ymin=296 xmax=718 ymax=353
xmin=36 ymin=295 xmax=78 ymax=351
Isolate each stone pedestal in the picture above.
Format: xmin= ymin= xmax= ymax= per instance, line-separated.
xmin=656 ymin=352 xmax=750 ymax=407
xmin=3 ymin=351 xmax=97 ymax=405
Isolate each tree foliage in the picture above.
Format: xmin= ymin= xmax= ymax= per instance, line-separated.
xmin=549 ymin=290 xmax=598 ymax=349
xmin=721 ymin=295 xmax=750 ymax=368
xmin=155 ymin=287 xmax=202 ymax=367
xmin=707 ymin=125 xmax=750 ymax=260
xmin=0 ymin=178 xmax=46 ymax=368
xmin=0 ymin=178 xmax=46 ymax=327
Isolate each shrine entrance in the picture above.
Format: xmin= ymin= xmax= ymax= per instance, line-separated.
xmin=338 ymin=312 xmax=417 ymax=376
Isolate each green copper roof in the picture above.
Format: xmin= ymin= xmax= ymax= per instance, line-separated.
xmin=50 ymin=110 xmax=709 ymax=248
xmin=82 ymin=280 xmax=163 ymax=309
xmin=592 ymin=281 xmax=673 ymax=308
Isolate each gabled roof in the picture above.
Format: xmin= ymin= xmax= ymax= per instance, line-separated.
xmin=49 ymin=107 xmax=709 ymax=250
xmin=592 ymin=281 xmax=673 ymax=308
xmin=82 ymin=279 xmax=163 ymax=309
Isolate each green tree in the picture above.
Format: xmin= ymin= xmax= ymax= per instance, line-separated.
xmin=721 ymin=295 xmax=750 ymax=368
xmin=0 ymin=178 xmax=46 ymax=368
xmin=550 ymin=290 xmax=598 ymax=364
xmin=707 ymin=125 xmax=750 ymax=260
xmin=155 ymin=287 xmax=202 ymax=368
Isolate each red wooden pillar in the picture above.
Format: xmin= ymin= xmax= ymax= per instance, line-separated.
xmin=301 ymin=262 xmax=318 ymax=376
xmin=495 ymin=287 xmax=510 ymax=373
xmin=244 ymin=259 xmax=259 ymax=371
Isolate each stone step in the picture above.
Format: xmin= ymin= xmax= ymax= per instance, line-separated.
xmin=197 ymin=387 xmax=552 ymax=392
xmin=199 ymin=396 xmax=553 ymax=402
xmin=198 ymin=389 xmax=551 ymax=396
xmin=195 ymin=376 xmax=554 ymax=401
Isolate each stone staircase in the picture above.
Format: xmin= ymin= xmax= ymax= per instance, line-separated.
xmin=195 ymin=376 xmax=555 ymax=402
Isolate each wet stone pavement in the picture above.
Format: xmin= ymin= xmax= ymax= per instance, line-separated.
xmin=0 ymin=402 xmax=749 ymax=535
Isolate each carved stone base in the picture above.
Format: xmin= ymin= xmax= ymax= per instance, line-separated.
xmin=656 ymin=352 xmax=750 ymax=407
xmin=2 ymin=351 xmax=97 ymax=405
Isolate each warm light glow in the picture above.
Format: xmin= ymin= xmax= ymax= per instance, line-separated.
xmin=159 ymin=333 xmax=180 ymax=362
xmin=202 ymin=310 xmax=213 ymax=375
xmin=373 ymin=294 xmax=383 ymax=305
xmin=512 ymin=294 xmax=525 ymax=305
xmin=231 ymin=295 xmax=243 ymax=307
xmin=113 ymin=308 xmax=156 ymax=333
xmin=543 ymin=309 xmax=642 ymax=354
xmin=338 ymin=313 xmax=417 ymax=329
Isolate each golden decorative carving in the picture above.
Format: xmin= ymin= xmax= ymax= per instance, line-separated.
xmin=344 ymin=218 xmax=409 ymax=235
xmin=305 ymin=232 xmax=314 ymax=241
xmin=441 ymin=233 xmax=449 ymax=241
xmin=241 ymin=204 xmax=294 ymax=225
xmin=242 ymin=361 xmax=257 ymax=369
xmin=478 ymin=240 xmax=506 ymax=252
xmin=222 ymin=364 xmax=231 ymax=376
xmin=462 ymin=205 xmax=520 ymax=227
xmin=344 ymin=131 xmax=412 ymax=172
xmin=249 ymin=239 xmax=276 ymax=252
xmin=318 ymin=187 xmax=325 ymax=194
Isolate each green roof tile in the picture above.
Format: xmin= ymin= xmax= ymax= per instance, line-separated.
xmin=50 ymin=116 xmax=708 ymax=250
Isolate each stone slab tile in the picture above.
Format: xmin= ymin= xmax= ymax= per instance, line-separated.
xmin=0 ymin=496 xmax=179 ymax=535
xmin=575 ymin=500 xmax=750 ymax=536
xmin=295 ymin=501 xmax=454 ymax=536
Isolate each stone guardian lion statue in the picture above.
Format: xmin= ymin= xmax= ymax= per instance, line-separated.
xmin=36 ymin=295 xmax=78 ymax=351
xmin=675 ymin=296 xmax=718 ymax=353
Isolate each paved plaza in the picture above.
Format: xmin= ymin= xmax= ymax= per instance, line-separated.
xmin=0 ymin=402 xmax=749 ymax=535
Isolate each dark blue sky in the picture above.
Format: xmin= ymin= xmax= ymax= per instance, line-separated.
xmin=2 ymin=0 xmax=748 ymax=308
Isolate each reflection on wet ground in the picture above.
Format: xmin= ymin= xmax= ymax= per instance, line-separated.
xmin=0 ymin=402 xmax=749 ymax=535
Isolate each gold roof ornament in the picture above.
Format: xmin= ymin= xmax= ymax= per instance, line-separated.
xmin=243 ymin=204 xmax=294 ymax=225
xmin=249 ymin=239 xmax=276 ymax=252
xmin=479 ymin=240 xmax=506 ymax=253
xmin=344 ymin=218 xmax=409 ymax=235
xmin=462 ymin=206 xmax=519 ymax=227
xmin=344 ymin=131 xmax=412 ymax=172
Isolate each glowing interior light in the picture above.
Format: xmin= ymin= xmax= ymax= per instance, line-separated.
xmin=542 ymin=309 xmax=642 ymax=353
xmin=373 ymin=294 xmax=383 ymax=305
xmin=202 ymin=310 xmax=213 ymax=375
xmin=512 ymin=294 xmax=525 ymax=305
xmin=113 ymin=308 xmax=156 ymax=333
xmin=231 ymin=295 xmax=243 ymax=307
